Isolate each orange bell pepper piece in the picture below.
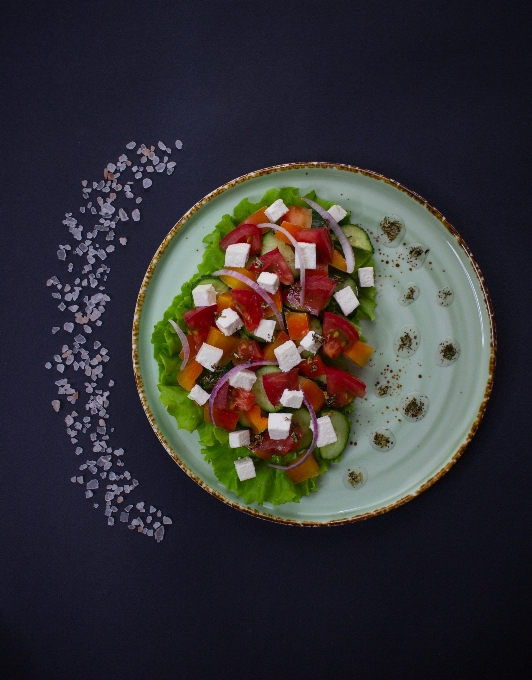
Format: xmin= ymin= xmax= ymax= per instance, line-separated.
xmin=241 ymin=405 xmax=268 ymax=434
xmin=276 ymin=220 xmax=302 ymax=244
xmin=285 ymin=452 xmax=320 ymax=484
xmin=177 ymin=360 xmax=203 ymax=392
xmin=331 ymin=249 xmax=347 ymax=272
xmin=286 ymin=311 xmax=310 ymax=342
xmin=238 ymin=207 xmax=270 ymax=232
xmin=263 ymin=331 xmax=290 ymax=361
xmin=219 ymin=268 xmax=258 ymax=290
xmin=344 ymin=341 xmax=374 ymax=367
xmin=206 ymin=327 xmax=238 ymax=365
xmin=216 ymin=291 xmax=233 ymax=313
xmin=300 ymin=378 xmax=326 ymax=413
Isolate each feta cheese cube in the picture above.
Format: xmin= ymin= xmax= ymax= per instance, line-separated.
xmin=257 ymin=271 xmax=279 ymax=294
xmin=195 ymin=342 xmax=223 ymax=371
xmin=192 ymin=283 xmax=216 ymax=307
xmin=228 ymin=369 xmax=257 ymax=391
xmin=294 ymin=242 xmax=317 ymax=270
xmin=299 ymin=330 xmax=321 ymax=354
xmin=229 ymin=429 xmax=251 ymax=448
xmin=234 ymin=456 xmax=256 ymax=481
xmin=334 ymin=286 xmax=360 ymax=316
xmin=264 ymin=199 xmax=289 ymax=223
xmin=327 ymin=204 xmax=347 ymax=223
xmin=187 ymin=384 xmax=210 ymax=406
xmin=224 ymin=242 xmax=251 ymax=268
xmin=215 ymin=307 xmax=244 ymax=336
xmin=254 ymin=318 xmax=276 ymax=342
xmin=280 ymin=389 xmax=304 ymax=409
xmin=358 ymin=266 xmax=374 ymax=288
xmin=274 ymin=340 xmax=302 ymax=372
xmin=268 ymin=412 xmax=293 ymax=440
xmin=310 ymin=415 xmax=338 ymax=448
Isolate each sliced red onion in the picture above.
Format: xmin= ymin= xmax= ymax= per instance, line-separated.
xmin=267 ymin=393 xmax=319 ymax=471
xmin=168 ymin=319 xmax=190 ymax=370
xmin=302 ymin=197 xmax=355 ymax=274
xmin=213 ymin=268 xmax=286 ymax=331
xmin=208 ymin=360 xmax=278 ymax=425
xmin=257 ymin=222 xmax=306 ymax=305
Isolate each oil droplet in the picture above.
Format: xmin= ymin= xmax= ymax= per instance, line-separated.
xmin=379 ymin=214 xmax=405 ymax=248
xmin=342 ymin=466 xmax=368 ymax=489
xmin=394 ymin=324 xmax=420 ymax=358
xmin=437 ymin=286 xmax=454 ymax=306
xmin=369 ymin=427 xmax=396 ymax=452
xmin=398 ymin=282 xmax=420 ymax=306
xmin=405 ymin=243 xmax=429 ymax=268
xmin=400 ymin=392 xmax=429 ymax=422
xmin=436 ymin=336 xmax=460 ymax=366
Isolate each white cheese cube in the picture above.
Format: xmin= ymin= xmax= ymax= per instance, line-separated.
xmin=299 ymin=330 xmax=321 ymax=354
xmin=274 ymin=340 xmax=302 ymax=372
xmin=280 ymin=389 xmax=304 ymax=409
xmin=358 ymin=266 xmax=374 ymax=288
xmin=215 ymin=307 xmax=243 ymax=336
xmin=229 ymin=429 xmax=251 ymax=448
xmin=228 ymin=369 xmax=257 ymax=391
xmin=195 ymin=342 xmax=223 ymax=371
xmin=268 ymin=412 xmax=293 ymax=440
xmin=334 ymin=286 xmax=360 ymax=316
xmin=187 ymin=384 xmax=210 ymax=406
xmin=327 ymin=204 xmax=347 ymax=223
xmin=224 ymin=243 xmax=251 ymax=268
xmin=310 ymin=415 xmax=338 ymax=448
xmin=254 ymin=319 xmax=276 ymax=342
xmin=294 ymin=242 xmax=317 ymax=270
xmin=234 ymin=456 xmax=256 ymax=481
xmin=192 ymin=283 xmax=216 ymax=307
xmin=264 ymin=199 xmax=289 ymax=223
xmin=257 ymin=271 xmax=279 ymax=294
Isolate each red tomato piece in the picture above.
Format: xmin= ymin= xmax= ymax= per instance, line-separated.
xmin=249 ymin=247 xmax=294 ymax=285
xmin=298 ymin=355 xmax=326 ymax=379
xmin=284 ymin=206 xmax=312 ymax=229
xmin=250 ymin=421 xmax=304 ymax=458
xmin=230 ymin=387 xmax=256 ymax=412
xmin=282 ymin=276 xmax=337 ymax=316
xmin=262 ymin=368 xmax=299 ymax=406
xmin=212 ymin=407 xmax=239 ymax=432
xmin=183 ymin=305 xmax=217 ymax=331
xmin=231 ymin=338 xmax=264 ymax=364
xmin=296 ymin=227 xmax=333 ymax=263
xmin=231 ymin=289 xmax=264 ymax=332
xmin=325 ymin=366 xmax=366 ymax=406
xmin=219 ymin=223 xmax=262 ymax=257
xmin=321 ymin=312 xmax=360 ymax=359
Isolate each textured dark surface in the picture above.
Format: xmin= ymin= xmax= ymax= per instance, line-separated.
xmin=0 ymin=1 xmax=530 ymax=679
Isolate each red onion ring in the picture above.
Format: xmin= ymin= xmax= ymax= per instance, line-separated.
xmin=267 ymin=393 xmax=319 ymax=471
xmin=213 ymin=269 xmax=286 ymax=331
xmin=257 ymin=222 xmax=307 ymax=305
xmin=168 ymin=319 xmax=190 ymax=370
xmin=302 ymin=198 xmax=355 ymax=274
xmin=208 ymin=360 xmax=278 ymax=425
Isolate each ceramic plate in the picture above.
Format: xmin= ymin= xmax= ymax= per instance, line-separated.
xmin=133 ymin=163 xmax=495 ymax=526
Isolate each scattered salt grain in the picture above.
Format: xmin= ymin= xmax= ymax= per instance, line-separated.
xmin=163 ymin=516 xmax=172 ymax=525
xmin=175 ymin=140 xmax=183 ymax=149
xmin=132 ymin=209 xmax=140 ymax=221
xmin=142 ymin=178 xmax=152 ymax=189
xmin=45 ymin=362 xmax=52 ymax=369
xmin=126 ymin=141 xmax=136 ymax=149
xmin=118 ymin=208 xmax=128 ymax=221
xmin=64 ymin=322 xmax=74 ymax=333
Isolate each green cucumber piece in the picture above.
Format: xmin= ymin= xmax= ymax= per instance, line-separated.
xmin=261 ymin=231 xmax=297 ymax=277
xmin=341 ymin=224 xmax=374 ymax=253
xmin=331 ymin=271 xmax=358 ymax=297
xmin=309 ymin=317 xmax=322 ymax=335
xmin=197 ymin=276 xmax=229 ymax=295
xmin=291 ymin=408 xmax=313 ymax=451
xmin=318 ymin=410 xmax=350 ymax=460
xmin=252 ymin=365 xmax=282 ymax=413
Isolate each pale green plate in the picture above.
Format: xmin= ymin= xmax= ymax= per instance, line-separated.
xmin=133 ymin=163 xmax=496 ymax=526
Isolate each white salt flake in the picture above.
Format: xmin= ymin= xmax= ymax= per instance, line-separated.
xmin=132 ymin=209 xmax=140 ymax=221
xmin=118 ymin=208 xmax=128 ymax=221
xmin=163 ymin=516 xmax=172 ymax=525
xmin=126 ymin=141 xmax=136 ymax=149
xmin=51 ymin=400 xmax=60 ymax=412
xmin=154 ymin=526 xmax=165 ymax=542
xmin=155 ymin=163 xmax=166 ymax=172
xmin=119 ymin=237 xmax=127 ymax=245
xmin=142 ymin=178 xmax=152 ymax=189
xmin=158 ymin=141 xmax=166 ymax=150
xmin=175 ymin=140 xmax=183 ymax=149
xmin=64 ymin=322 xmax=74 ymax=333
xmin=45 ymin=362 xmax=52 ymax=369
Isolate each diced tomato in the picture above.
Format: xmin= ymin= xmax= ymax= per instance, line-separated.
xmin=249 ymin=247 xmax=294 ymax=285
xmin=324 ymin=366 xmax=366 ymax=407
xmin=284 ymin=206 xmax=312 ymax=229
xmin=216 ymin=292 xmax=233 ymax=313
xmin=219 ymin=223 xmax=262 ymax=257
xmin=306 ymin=261 xmax=329 ymax=277
xmin=263 ymin=331 xmax=290 ymax=361
xmin=262 ymin=368 xmax=299 ymax=406
xmin=299 ymin=378 xmax=326 ymax=412
xmin=250 ymin=421 xmax=304 ymax=458
xmin=183 ymin=305 xmax=217 ymax=331
xmin=241 ymin=405 xmax=268 ymax=434
xmin=282 ymin=276 xmax=337 ymax=316
xmin=298 ymin=355 xmax=326 ymax=379
xmin=180 ymin=328 xmax=209 ymax=360
xmin=231 ymin=338 xmax=264 ymax=364
xmin=296 ymin=227 xmax=333 ymax=263
xmin=321 ymin=312 xmax=360 ymax=359
xmin=230 ymin=387 xmax=255 ymax=412
xmin=205 ymin=327 xmax=238 ymax=365
xmin=177 ymin=360 xmax=203 ymax=392
xmin=286 ymin=311 xmax=310 ymax=342
xmin=213 ymin=408 xmax=239 ymax=431
xmin=285 ymin=452 xmax=320 ymax=484
xmin=219 ymin=268 xmax=257 ymax=290
xmin=344 ymin=341 xmax=374 ymax=367
xmin=231 ymin=289 xmax=264 ymax=332
xmin=276 ymin=220 xmax=302 ymax=244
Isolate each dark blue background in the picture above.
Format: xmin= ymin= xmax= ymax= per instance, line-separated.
xmin=1 ymin=1 xmax=531 ymax=678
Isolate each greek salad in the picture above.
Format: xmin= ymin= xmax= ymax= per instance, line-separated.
xmin=152 ymin=187 xmax=377 ymax=506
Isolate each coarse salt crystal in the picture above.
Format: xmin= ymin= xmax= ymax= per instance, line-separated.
xmin=142 ymin=178 xmax=152 ymax=189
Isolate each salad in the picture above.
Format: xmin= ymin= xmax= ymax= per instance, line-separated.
xmin=152 ymin=187 xmax=377 ymax=506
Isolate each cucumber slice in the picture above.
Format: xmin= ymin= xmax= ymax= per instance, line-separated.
xmin=341 ymin=225 xmax=374 ymax=253
xmin=197 ymin=276 xmax=229 ymax=295
xmin=330 ymin=271 xmax=358 ymax=297
xmin=292 ymin=408 xmax=313 ymax=451
xmin=252 ymin=365 xmax=282 ymax=413
xmin=261 ymin=231 xmax=297 ymax=277
xmin=318 ymin=410 xmax=350 ymax=460
xmin=309 ymin=317 xmax=323 ymax=336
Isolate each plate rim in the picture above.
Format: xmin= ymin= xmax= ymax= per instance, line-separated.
xmin=132 ymin=161 xmax=497 ymax=527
